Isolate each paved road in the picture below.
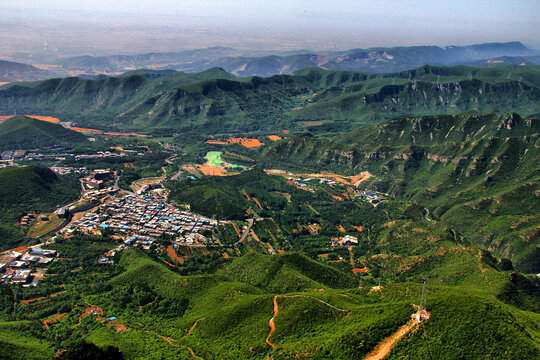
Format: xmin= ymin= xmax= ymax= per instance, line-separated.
xmin=170 ymin=170 xmax=184 ymax=181
xmin=424 ymin=208 xmax=432 ymax=222
xmin=234 ymin=219 xmax=254 ymax=246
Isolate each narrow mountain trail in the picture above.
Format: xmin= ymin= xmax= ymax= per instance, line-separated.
xmin=43 ymin=313 xmax=68 ymax=331
xmin=363 ymin=321 xmax=417 ymax=360
xmin=185 ymin=318 xmax=205 ymax=337
xmin=234 ymin=218 xmax=254 ymax=246
xmin=146 ymin=331 xmax=176 ymax=346
xmin=423 ymin=208 xmax=433 ymax=222
xmin=144 ymin=318 xmax=205 ymax=360
xmin=266 ymin=295 xmax=352 ymax=349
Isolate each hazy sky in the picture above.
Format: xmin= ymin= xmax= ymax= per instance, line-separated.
xmin=1 ymin=0 xmax=539 ymax=54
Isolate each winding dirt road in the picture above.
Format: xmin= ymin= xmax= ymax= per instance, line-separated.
xmin=364 ymin=310 xmax=429 ymax=360
xmin=266 ymin=296 xmax=279 ymax=349
xmin=363 ymin=321 xmax=417 ymax=360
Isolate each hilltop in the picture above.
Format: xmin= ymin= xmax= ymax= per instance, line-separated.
xmin=224 ymin=251 xmax=358 ymax=292
xmin=166 ymin=167 xmax=291 ymax=219
xmin=1 ymin=65 xmax=540 ymax=134
xmin=0 ymin=116 xmax=88 ymax=150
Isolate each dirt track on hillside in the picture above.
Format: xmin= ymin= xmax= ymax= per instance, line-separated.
xmin=266 ymin=295 xmax=351 ymax=349
xmin=364 ymin=309 xmax=429 ymax=360
xmin=363 ymin=320 xmax=417 ymax=360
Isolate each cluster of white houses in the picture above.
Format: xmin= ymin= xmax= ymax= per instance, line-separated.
xmin=0 ymin=248 xmax=57 ymax=285
xmin=331 ymin=235 xmax=359 ymax=247
xmin=66 ymin=194 xmax=217 ymax=239
xmin=356 ymin=190 xmax=381 ymax=204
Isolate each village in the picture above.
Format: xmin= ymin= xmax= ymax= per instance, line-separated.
xmin=7 ymin=162 xmax=385 ymax=287
xmin=265 ymin=169 xmax=386 ymax=205
xmin=64 ymin=194 xmax=217 ymax=248
xmin=0 ymin=245 xmax=58 ymax=286
xmin=0 ymin=148 xmax=139 ymax=169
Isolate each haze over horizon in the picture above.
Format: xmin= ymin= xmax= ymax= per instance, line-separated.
xmin=1 ymin=0 xmax=539 ymax=59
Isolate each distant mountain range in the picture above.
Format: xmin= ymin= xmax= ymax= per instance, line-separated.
xmin=195 ymin=42 xmax=540 ymax=77
xmin=1 ymin=42 xmax=539 ymax=81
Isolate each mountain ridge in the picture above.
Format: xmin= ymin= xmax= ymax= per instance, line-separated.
xmin=2 ymin=65 xmax=540 ymax=135
xmin=49 ymin=41 xmax=539 ymax=77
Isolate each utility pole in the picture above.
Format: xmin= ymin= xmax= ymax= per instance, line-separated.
xmin=420 ymin=277 xmax=428 ymax=310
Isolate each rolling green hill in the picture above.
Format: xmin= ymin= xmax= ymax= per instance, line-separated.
xmin=1 ymin=65 xmax=540 ymax=135
xmin=0 ymin=115 xmax=88 ymax=150
xmin=166 ymin=167 xmax=290 ymax=219
xmin=1 ymin=240 xmax=537 ymax=360
xmin=224 ymin=251 xmax=358 ymax=292
xmin=258 ymin=112 xmax=540 ymax=273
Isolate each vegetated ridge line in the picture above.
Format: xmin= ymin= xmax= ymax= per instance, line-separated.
xmin=266 ymin=294 xmax=352 ymax=349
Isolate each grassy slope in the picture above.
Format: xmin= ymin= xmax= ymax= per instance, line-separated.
xmin=0 ymin=234 xmax=538 ymax=360
xmin=76 ymin=251 xmax=540 ymax=359
xmin=224 ymin=251 xmax=358 ymax=292
xmin=0 ymin=321 xmax=54 ymax=360
xmin=166 ymin=167 xmax=289 ymax=219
